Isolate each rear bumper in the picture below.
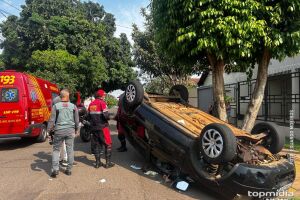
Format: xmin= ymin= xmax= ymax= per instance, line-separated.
xmin=0 ymin=123 xmax=43 ymax=138
xmin=219 ymin=158 xmax=295 ymax=195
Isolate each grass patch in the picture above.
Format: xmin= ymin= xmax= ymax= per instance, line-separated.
xmin=285 ymin=137 xmax=300 ymax=152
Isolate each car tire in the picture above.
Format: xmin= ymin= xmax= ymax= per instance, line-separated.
xmin=80 ymin=127 xmax=91 ymax=142
xmin=169 ymin=85 xmax=189 ymax=102
xmin=36 ymin=124 xmax=47 ymax=143
xmin=124 ymin=80 xmax=144 ymax=111
xmin=198 ymin=123 xmax=237 ymax=164
xmin=251 ymin=122 xmax=284 ymax=154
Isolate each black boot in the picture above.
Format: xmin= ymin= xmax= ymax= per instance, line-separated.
xmin=104 ymin=156 xmax=115 ymax=168
xmin=117 ymin=135 xmax=127 ymax=151
xmin=117 ymin=145 xmax=123 ymax=151
xmin=117 ymin=141 xmax=127 ymax=152
xmin=95 ymin=155 xmax=102 ymax=168
xmin=104 ymin=148 xmax=115 ymax=168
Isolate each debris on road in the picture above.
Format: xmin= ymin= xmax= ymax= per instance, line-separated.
xmin=144 ymin=170 xmax=158 ymax=177
xmin=162 ymin=174 xmax=172 ymax=183
xmin=99 ymin=179 xmax=106 ymax=183
xmin=130 ymin=164 xmax=142 ymax=170
xmin=174 ymin=180 xmax=189 ymax=191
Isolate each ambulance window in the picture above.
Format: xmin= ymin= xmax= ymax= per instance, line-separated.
xmin=1 ymin=88 xmax=19 ymax=102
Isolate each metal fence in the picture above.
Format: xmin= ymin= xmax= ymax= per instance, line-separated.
xmin=225 ymin=71 xmax=300 ymax=127
xmin=198 ymin=70 xmax=300 ymax=127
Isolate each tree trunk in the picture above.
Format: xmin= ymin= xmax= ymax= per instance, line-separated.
xmin=207 ymin=53 xmax=227 ymax=121
xmin=242 ymin=48 xmax=271 ymax=132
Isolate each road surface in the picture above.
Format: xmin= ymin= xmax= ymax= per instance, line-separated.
xmin=0 ymin=122 xmax=221 ymax=200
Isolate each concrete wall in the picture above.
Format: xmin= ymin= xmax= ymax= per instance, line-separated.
xmin=203 ymin=55 xmax=300 ymax=86
xmin=197 ymin=86 xmax=213 ymax=112
xmin=188 ymin=87 xmax=198 ymax=107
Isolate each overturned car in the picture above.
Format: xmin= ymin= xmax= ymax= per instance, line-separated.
xmin=117 ymin=80 xmax=295 ymax=199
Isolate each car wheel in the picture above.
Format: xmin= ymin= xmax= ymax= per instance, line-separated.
xmin=80 ymin=127 xmax=91 ymax=142
xmin=124 ymin=80 xmax=144 ymax=110
xmin=198 ymin=123 xmax=237 ymax=164
xmin=251 ymin=122 xmax=284 ymax=154
xmin=169 ymin=85 xmax=189 ymax=102
xmin=36 ymin=124 xmax=47 ymax=143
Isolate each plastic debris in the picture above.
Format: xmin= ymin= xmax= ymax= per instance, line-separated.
xmin=175 ymin=181 xmax=189 ymax=191
xmin=144 ymin=170 xmax=158 ymax=177
xmin=99 ymin=179 xmax=106 ymax=183
xmin=130 ymin=164 xmax=142 ymax=170
xmin=49 ymin=178 xmax=53 ymax=181
xmin=177 ymin=119 xmax=185 ymax=125
xmin=163 ymin=174 xmax=172 ymax=183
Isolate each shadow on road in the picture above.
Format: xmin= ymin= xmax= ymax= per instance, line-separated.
xmin=31 ymin=151 xmax=52 ymax=176
xmin=71 ymin=122 xmax=220 ymax=199
xmin=0 ymin=138 xmax=34 ymax=150
xmin=108 ymin=133 xmax=222 ymax=200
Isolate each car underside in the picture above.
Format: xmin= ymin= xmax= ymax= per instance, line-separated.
xmin=118 ymin=81 xmax=296 ymax=199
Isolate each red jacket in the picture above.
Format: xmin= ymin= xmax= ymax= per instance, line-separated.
xmin=88 ymin=98 xmax=109 ymax=130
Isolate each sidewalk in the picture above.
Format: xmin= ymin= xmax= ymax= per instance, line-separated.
xmin=277 ymin=125 xmax=300 ymax=140
xmin=287 ymin=153 xmax=300 ymax=197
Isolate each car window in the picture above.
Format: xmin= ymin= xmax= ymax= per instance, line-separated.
xmin=1 ymin=88 xmax=19 ymax=103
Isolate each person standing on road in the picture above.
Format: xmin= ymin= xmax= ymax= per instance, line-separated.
xmin=88 ymin=89 xmax=114 ymax=169
xmin=51 ymin=95 xmax=78 ymax=167
xmin=47 ymin=89 xmax=79 ymax=178
xmin=115 ymin=94 xmax=127 ymax=152
xmin=51 ymin=95 xmax=67 ymax=166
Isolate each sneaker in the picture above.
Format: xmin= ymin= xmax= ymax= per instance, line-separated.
xmin=59 ymin=160 xmax=68 ymax=167
xmin=65 ymin=169 xmax=72 ymax=176
xmin=51 ymin=170 xmax=59 ymax=178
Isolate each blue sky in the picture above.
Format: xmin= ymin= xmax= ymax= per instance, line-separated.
xmin=0 ymin=0 xmax=149 ymax=43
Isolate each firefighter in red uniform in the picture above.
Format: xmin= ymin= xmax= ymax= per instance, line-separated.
xmin=88 ymin=89 xmax=114 ymax=168
xmin=115 ymin=94 xmax=127 ymax=152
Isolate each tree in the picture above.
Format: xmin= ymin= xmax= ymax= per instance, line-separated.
xmin=0 ymin=15 xmax=28 ymax=69
xmin=241 ymin=2 xmax=300 ymax=131
xmin=145 ymin=76 xmax=173 ymax=94
xmin=0 ymin=55 xmax=4 ymax=71
xmin=27 ymin=50 xmax=79 ymax=92
xmin=104 ymin=34 xmax=136 ymax=91
xmin=152 ymin=0 xmax=300 ymax=125
xmin=77 ymin=51 xmax=108 ymax=96
xmin=0 ymin=0 xmax=136 ymax=96
xmin=132 ymin=8 xmax=203 ymax=86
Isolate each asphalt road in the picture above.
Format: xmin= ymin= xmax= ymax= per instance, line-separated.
xmin=0 ymin=122 xmax=222 ymax=200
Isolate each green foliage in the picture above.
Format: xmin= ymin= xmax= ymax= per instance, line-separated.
xmin=77 ymin=51 xmax=108 ymax=96
xmin=104 ymin=34 xmax=137 ymax=91
xmin=0 ymin=0 xmax=136 ymax=96
xmin=152 ymin=0 xmax=300 ymax=122
xmin=132 ymin=8 xmax=204 ymax=84
xmin=152 ymin=0 xmax=300 ymax=69
xmin=0 ymin=55 xmax=4 ymax=71
xmin=285 ymin=137 xmax=300 ymax=152
xmin=27 ymin=50 xmax=79 ymax=92
xmin=145 ymin=76 xmax=173 ymax=95
xmin=105 ymin=94 xmax=118 ymax=108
